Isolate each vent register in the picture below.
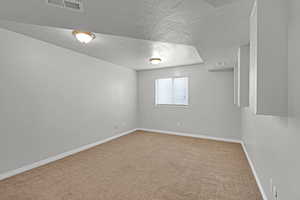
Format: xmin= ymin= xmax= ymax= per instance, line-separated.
xmin=203 ymin=0 xmax=239 ymax=8
xmin=47 ymin=0 xmax=84 ymax=12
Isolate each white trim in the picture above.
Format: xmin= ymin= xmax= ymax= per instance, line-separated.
xmin=241 ymin=142 xmax=268 ymax=200
xmin=0 ymin=129 xmax=137 ymax=181
xmin=137 ymin=128 xmax=242 ymax=144
xmin=0 ymin=127 xmax=267 ymax=200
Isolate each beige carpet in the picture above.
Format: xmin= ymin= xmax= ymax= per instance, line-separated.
xmin=0 ymin=131 xmax=262 ymax=200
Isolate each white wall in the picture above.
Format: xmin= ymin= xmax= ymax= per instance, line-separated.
xmin=241 ymin=0 xmax=300 ymax=199
xmin=3 ymin=4 xmax=299 ymax=198
xmin=0 ymin=28 xmax=137 ymax=174
xmin=138 ymin=66 xmax=241 ymax=140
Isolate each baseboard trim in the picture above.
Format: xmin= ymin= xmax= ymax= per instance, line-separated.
xmin=0 ymin=127 xmax=267 ymax=200
xmin=137 ymin=128 xmax=242 ymax=144
xmin=0 ymin=129 xmax=137 ymax=181
xmin=241 ymin=142 xmax=268 ymax=200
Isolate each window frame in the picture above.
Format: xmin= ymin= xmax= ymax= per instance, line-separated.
xmin=154 ymin=76 xmax=189 ymax=107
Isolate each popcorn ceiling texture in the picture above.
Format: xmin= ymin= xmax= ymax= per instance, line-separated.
xmin=138 ymin=0 xmax=242 ymax=44
xmin=0 ymin=131 xmax=262 ymax=200
xmin=140 ymin=0 xmax=193 ymax=44
xmin=0 ymin=0 xmax=253 ymax=67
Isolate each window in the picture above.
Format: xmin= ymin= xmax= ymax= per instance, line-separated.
xmin=155 ymin=77 xmax=188 ymax=105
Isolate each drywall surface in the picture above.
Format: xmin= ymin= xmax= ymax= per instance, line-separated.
xmin=241 ymin=0 xmax=300 ymax=199
xmin=138 ymin=65 xmax=241 ymax=140
xmin=0 ymin=28 xmax=137 ymax=174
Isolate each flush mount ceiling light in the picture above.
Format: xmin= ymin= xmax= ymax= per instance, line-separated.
xmin=72 ymin=30 xmax=95 ymax=44
xmin=149 ymin=58 xmax=162 ymax=65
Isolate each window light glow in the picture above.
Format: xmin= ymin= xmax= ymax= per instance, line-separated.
xmin=155 ymin=77 xmax=189 ymax=105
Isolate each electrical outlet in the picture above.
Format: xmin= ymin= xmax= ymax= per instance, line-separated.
xmin=114 ymin=125 xmax=119 ymax=130
xmin=177 ymin=122 xmax=181 ymax=127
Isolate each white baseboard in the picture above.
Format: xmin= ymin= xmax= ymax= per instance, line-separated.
xmin=0 ymin=127 xmax=267 ymax=200
xmin=0 ymin=129 xmax=137 ymax=181
xmin=137 ymin=128 xmax=242 ymax=144
xmin=241 ymin=142 xmax=268 ymax=200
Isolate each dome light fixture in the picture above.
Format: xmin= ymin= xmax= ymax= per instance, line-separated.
xmin=72 ymin=30 xmax=95 ymax=44
xmin=149 ymin=57 xmax=162 ymax=65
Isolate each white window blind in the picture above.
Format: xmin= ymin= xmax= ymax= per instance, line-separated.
xmin=155 ymin=77 xmax=188 ymax=105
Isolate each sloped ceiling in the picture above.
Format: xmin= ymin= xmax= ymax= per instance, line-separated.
xmin=0 ymin=0 xmax=253 ymax=70
xmin=0 ymin=20 xmax=203 ymax=70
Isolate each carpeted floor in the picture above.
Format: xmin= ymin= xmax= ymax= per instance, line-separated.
xmin=0 ymin=131 xmax=262 ymax=200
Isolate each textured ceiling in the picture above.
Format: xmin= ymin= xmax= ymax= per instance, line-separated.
xmin=0 ymin=0 xmax=253 ymax=69
xmin=0 ymin=20 xmax=203 ymax=70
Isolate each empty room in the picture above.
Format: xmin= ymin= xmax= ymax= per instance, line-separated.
xmin=0 ymin=0 xmax=298 ymax=199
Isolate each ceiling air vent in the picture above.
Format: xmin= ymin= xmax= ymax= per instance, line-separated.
xmin=47 ymin=0 xmax=84 ymax=12
xmin=203 ymin=0 xmax=239 ymax=8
